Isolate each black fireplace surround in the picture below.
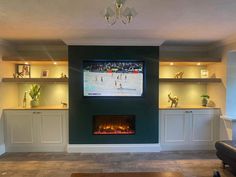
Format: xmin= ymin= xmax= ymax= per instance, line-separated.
xmin=69 ymin=46 xmax=159 ymax=144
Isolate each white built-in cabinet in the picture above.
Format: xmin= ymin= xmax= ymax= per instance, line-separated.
xmin=4 ymin=110 xmax=68 ymax=152
xmin=159 ymin=109 xmax=220 ymax=151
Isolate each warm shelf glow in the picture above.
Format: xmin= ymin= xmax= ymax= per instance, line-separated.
xmin=159 ymin=78 xmax=222 ymax=83
xmin=3 ymin=61 xmax=68 ymax=66
xmin=1 ymin=78 xmax=68 ymax=83
xmin=160 ymin=62 xmax=218 ymax=66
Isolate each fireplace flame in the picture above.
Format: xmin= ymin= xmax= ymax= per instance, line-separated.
xmin=94 ymin=123 xmax=135 ymax=135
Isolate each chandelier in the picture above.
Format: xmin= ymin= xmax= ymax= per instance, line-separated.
xmin=104 ymin=0 xmax=137 ymax=25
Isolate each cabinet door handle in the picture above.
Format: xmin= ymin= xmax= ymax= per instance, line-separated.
xmin=185 ymin=111 xmax=192 ymax=113
xmin=33 ymin=112 xmax=41 ymax=114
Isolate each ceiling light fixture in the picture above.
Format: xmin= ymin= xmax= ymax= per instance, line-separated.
xmin=170 ymin=62 xmax=174 ymax=66
xmin=197 ymin=63 xmax=201 ymax=66
xmin=53 ymin=62 xmax=57 ymax=65
xmin=104 ymin=0 xmax=137 ymax=25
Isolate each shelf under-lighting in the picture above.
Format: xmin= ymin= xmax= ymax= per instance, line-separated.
xmin=1 ymin=78 xmax=68 ymax=83
xmin=159 ymin=78 xmax=222 ymax=83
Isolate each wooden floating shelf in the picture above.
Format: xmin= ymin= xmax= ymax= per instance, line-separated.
xmin=159 ymin=62 xmax=219 ymax=66
xmin=1 ymin=78 xmax=68 ymax=83
xmin=160 ymin=57 xmax=221 ymax=62
xmin=4 ymin=61 xmax=68 ymax=65
xmin=159 ymin=78 xmax=222 ymax=83
xmin=2 ymin=57 xmax=68 ymax=61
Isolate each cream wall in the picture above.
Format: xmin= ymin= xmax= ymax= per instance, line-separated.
xmin=0 ymin=42 xmax=18 ymax=150
xmin=0 ymin=48 xmax=18 ymax=108
xmin=160 ymin=65 xmax=206 ymax=78
xmin=18 ymin=83 xmax=68 ymax=107
xmin=0 ymin=109 xmax=3 ymax=147
xmin=30 ymin=65 xmax=68 ymax=78
xmin=16 ymin=64 xmax=68 ymax=107
xmin=207 ymin=61 xmax=226 ymax=114
xmin=159 ymin=65 xmax=208 ymax=107
xmin=207 ymin=41 xmax=236 ymax=115
xmin=159 ymin=43 xmax=230 ymax=112
xmin=159 ymin=83 xmax=207 ymax=107
xmin=160 ymin=45 xmax=209 ymax=60
xmin=159 ymin=64 xmax=225 ymax=109
xmin=0 ymin=58 xmax=68 ymax=108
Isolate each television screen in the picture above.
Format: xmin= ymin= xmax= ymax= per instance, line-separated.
xmin=83 ymin=61 xmax=144 ymax=97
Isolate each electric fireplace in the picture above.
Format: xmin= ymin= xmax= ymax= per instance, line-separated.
xmin=93 ymin=115 xmax=135 ymax=135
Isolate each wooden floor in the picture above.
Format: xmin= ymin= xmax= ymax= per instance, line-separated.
xmin=0 ymin=151 xmax=235 ymax=177
xmin=71 ymin=172 xmax=184 ymax=177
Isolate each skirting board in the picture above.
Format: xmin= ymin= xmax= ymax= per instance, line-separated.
xmin=67 ymin=144 xmax=161 ymax=153
xmin=0 ymin=144 xmax=5 ymax=155
xmin=5 ymin=145 xmax=66 ymax=152
xmin=160 ymin=144 xmax=215 ymax=151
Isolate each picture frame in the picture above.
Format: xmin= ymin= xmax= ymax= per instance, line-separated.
xmin=41 ymin=70 xmax=49 ymax=78
xmin=200 ymin=69 xmax=209 ymax=78
xmin=15 ymin=64 xmax=31 ymax=78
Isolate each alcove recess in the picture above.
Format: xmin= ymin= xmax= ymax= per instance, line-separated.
xmin=0 ymin=57 xmax=68 ymax=108
xmin=159 ymin=58 xmax=222 ymax=108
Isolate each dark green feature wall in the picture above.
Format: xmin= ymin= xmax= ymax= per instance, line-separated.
xmin=69 ymin=46 xmax=159 ymax=144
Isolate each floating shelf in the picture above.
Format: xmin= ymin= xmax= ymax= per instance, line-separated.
xmin=160 ymin=57 xmax=221 ymax=62
xmin=3 ymin=61 xmax=68 ymax=65
xmin=2 ymin=56 xmax=68 ymax=61
xmin=1 ymin=78 xmax=68 ymax=83
xmin=160 ymin=62 xmax=219 ymax=66
xmin=159 ymin=78 xmax=222 ymax=83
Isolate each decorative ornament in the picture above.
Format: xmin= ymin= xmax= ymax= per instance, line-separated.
xmin=168 ymin=93 xmax=179 ymax=108
xmin=29 ymin=84 xmax=40 ymax=107
xmin=201 ymin=94 xmax=210 ymax=107
xmin=175 ymin=72 xmax=184 ymax=79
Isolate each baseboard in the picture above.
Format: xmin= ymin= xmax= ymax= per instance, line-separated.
xmin=5 ymin=145 xmax=67 ymax=152
xmin=67 ymin=143 xmax=161 ymax=153
xmin=0 ymin=144 xmax=6 ymax=155
xmin=160 ymin=144 xmax=215 ymax=151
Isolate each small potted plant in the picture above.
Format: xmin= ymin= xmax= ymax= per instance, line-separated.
xmin=29 ymin=84 xmax=40 ymax=107
xmin=201 ymin=94 xmax=210 ymax=107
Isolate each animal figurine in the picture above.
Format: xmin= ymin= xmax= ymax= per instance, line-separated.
xmin=175 ymin=72 xmax=184 ymax=79
xmin=60 ymin=73 xmax=68 ymax=78
xmin=168 ymin=93 xmax=179 ymax=108
xmin=61 ymin=102 xmax=68 ymax=108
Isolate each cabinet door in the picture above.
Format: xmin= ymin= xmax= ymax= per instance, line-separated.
xmin=191 ymin=110 xmax=215 ymax=145
xmin=5 ymin=111 xmax=34 ymax=146
xmin=160 ymin=110 xmax=189 ymax=145
xmin=36 ymin=111 xmax=65 ymax=145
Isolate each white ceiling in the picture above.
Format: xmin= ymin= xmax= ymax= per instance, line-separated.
xmin=1 ymin=0 xmax=236 ymax=44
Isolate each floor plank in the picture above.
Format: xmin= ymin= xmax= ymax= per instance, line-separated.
xmin=0 ymin=151 xmax=235 ymax=177
xmin=71 ymin=172 xmax=184 ymax=177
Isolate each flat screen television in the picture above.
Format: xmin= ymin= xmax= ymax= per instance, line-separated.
xmin=83 ymin=60 xmax=144 ymax=97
